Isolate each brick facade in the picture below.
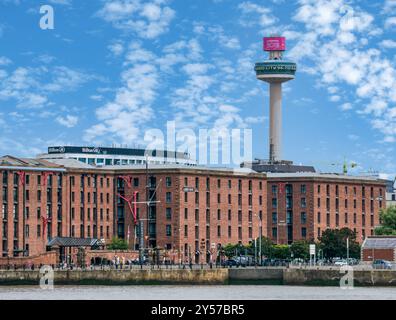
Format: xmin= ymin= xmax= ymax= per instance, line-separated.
xmin=267 ymin=175 xmax=386 ymax=244
xmin=0 ymin=157 xmax=387 ymax=264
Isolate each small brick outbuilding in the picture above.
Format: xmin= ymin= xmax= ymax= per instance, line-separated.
xmin=362 ymin=236 xmax=396 ymax=262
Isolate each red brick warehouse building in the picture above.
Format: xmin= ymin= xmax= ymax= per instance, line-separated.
xmin=0 ymin=154 xmax=387 ymax=264
xmin=0 ymin=156 xmax=266 ymax=264
xmin=267 ymin=173 xmax=386 ymax=245
xmin=0 ymin=156 xmax=115 ymax=259
xmin=114 ymin=166 xmax=266 ymax=264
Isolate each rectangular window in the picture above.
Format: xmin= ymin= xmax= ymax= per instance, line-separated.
xmin=272 ymin=212 xmax=277 ymax=224
xmin=301 ymin=184 xmax=306 ymax=194
xmin=166 ymin=192 xmax=172 ymax=203
xmin=166 ymin=208 xmax=172 ymax=220
xmin=301 ymin=198 xmax=306 ymax=208
xmin=166 ymin=224 xmax=172 ymax=237
xmin=301 ymin=227 xmax=307 ymax=238
xmin=301 ymin=212 xmax=307 ymax=224
xmin=166 ymin=177 xmax=172 ymax=187
xmin=272 ymin=227 xmax=277 ymax=239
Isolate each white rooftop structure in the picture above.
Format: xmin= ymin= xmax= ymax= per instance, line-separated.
xmin=37 ymin=146 xmax=197 ymax=167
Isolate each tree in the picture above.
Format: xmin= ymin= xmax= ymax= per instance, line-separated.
xmin=319 ymin=228 xmax=360 ymax=259
xmin=223 ymin=244 xmax=238 ymax=258
xmin=375 ymin=206 xmax=396 ymax=235
xmin=256 ymin=236 xmax=273 ymax=258
xmin=107 ymin=237 xmax=128 ymax=250
xmin=290 ymin=240 xmax=310 ymax=260
xmin=272 ymin=245 xmax=291 ymax=259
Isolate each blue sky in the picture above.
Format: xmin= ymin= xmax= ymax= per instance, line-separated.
xmin=0 ymin=0 xmax=395 ymax=177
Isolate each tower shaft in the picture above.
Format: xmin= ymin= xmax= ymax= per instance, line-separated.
xmin=269 ymin=82 xmax=282 ymax=162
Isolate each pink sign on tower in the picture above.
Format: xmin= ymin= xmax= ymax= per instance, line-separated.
xmin=263 ymin=37 xmax=286 ymax=51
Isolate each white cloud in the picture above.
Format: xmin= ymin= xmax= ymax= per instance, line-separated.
xmin=43 ymin=66 xmax=94 ymax=92
xmin=56 ymin=115 xmax=78 ymax=128
xmin=286 ymin=0 xmax=396 ymax=142
xmin=385 ymin=16 xmax=396 ymax=29
xmin=380 ymin=39 xmax=396 ymax=48
xmin=108 ymin=41 xmax=124 ymax=56
xmin=97 ymin=0 xmax=175 ymax=39
xmin=0 ymin=56 xmax=12 ymax=66
xmin=383 ymin=0 xmax=396 ymax=13
xmin=340 ymin=102 xmax=353 ymax=111
xmin=195 ymin=24 xmax=241 ymax=50
xmin=49 ymin=0 xmax=72 ymax=5
xmin=238 ymin=1 xmax=277 ymax=27
xmin=85 ymin=43 xmax=157 ymax=143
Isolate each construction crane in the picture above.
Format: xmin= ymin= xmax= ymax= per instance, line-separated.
xmin=329 ymin=159 xmax=357 ymax=175
xmin=313 ymin=158 xmax=357 ymax=175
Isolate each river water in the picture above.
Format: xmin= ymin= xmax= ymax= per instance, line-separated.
xmin=0 ymin=285 xmax=395 ymax=300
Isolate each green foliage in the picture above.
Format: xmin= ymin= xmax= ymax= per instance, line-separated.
xmin=257 ymin=236 xmax=273 ymax=257
xmin=375 ymin=206 xmax=396 ymax=235
xmin=318 ymin=228 xmax=360 ymax=259
xmin=272 ymin=245 xmax=291 ymax=259
xmin=223 ymin=244 xmax=237 ymax=258
xmin=290 ymin=240 xmax=310 ymax=260
xmin=107 ymin=237 xmax=128 ymax=250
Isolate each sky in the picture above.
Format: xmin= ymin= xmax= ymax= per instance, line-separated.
xmin=0 ymin=0 xmax=395 ymax=178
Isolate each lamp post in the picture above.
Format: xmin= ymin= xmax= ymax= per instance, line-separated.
xmin=254 ymin=213 xmax=263 ymax=265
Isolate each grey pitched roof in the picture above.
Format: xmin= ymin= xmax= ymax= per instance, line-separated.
xmin=47 ymin=237 xmax=103 ymax=247
xmin=362 ymin=237 xmax=396 ymax=249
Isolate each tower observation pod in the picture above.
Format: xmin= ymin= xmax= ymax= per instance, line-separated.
xmin=255 ymin=37 xmax=296 ymax=163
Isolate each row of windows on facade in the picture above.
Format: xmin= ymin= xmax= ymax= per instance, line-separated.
xmin=270 ymin=211 xmax=376 ymax=227
xmin=181 ymin=208 xmax=263 ymax=223
xmin=316 ymin=198 xmax=382 ymax=211
xmin=117 ymin=190 xmax=263 ymax=208
xmin=166 ymin=224 xmax=256 ymax=240
xmin=2 ymin=172 xmax=62 ymax=187
xmin=1 ymin=223 xmax=110 ymax=244
xmin=271 ymin=184 xmax=383 ymax=198
xmin=1 ymin=172 xmax=114 ymax=189
xmin=2 ymin=187 xmax=62 ymax=204
xmin=270 ymin=227 xmax=308 ymax=239
xmin=2 ymin=188 xmax=113 ymax=204
xmin=115 ymin=205 xmax=263 ymax=223
xmin=116 ymin=176 xmax=264 ymax=191
xmin=1 ymin=203 xmax=111 ymax=223
xmin=271 ymin=197 xmax=382 ymax=211
xmin=316 ymin=212 xmax=376 ymax=227
xmin=316 ymin=227 xmax=374 ymax=239
xmin=185 ymin=177 xmax=263 ymax=191
xmin=183 ymin=192 xmax=263 ymax=206
xmin=2 ymin=204 xmax=58 ymax=221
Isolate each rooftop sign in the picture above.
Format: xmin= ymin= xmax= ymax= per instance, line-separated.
xmin=263 ymin=37 xmax=286 ymax=51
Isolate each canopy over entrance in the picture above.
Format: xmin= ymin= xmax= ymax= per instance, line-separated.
xmin=47 ymin=237 xmax=104 ymax=249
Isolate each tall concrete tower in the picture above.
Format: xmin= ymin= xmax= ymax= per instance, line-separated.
xmin=254 ymin=37 xmax=296 ymax=164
